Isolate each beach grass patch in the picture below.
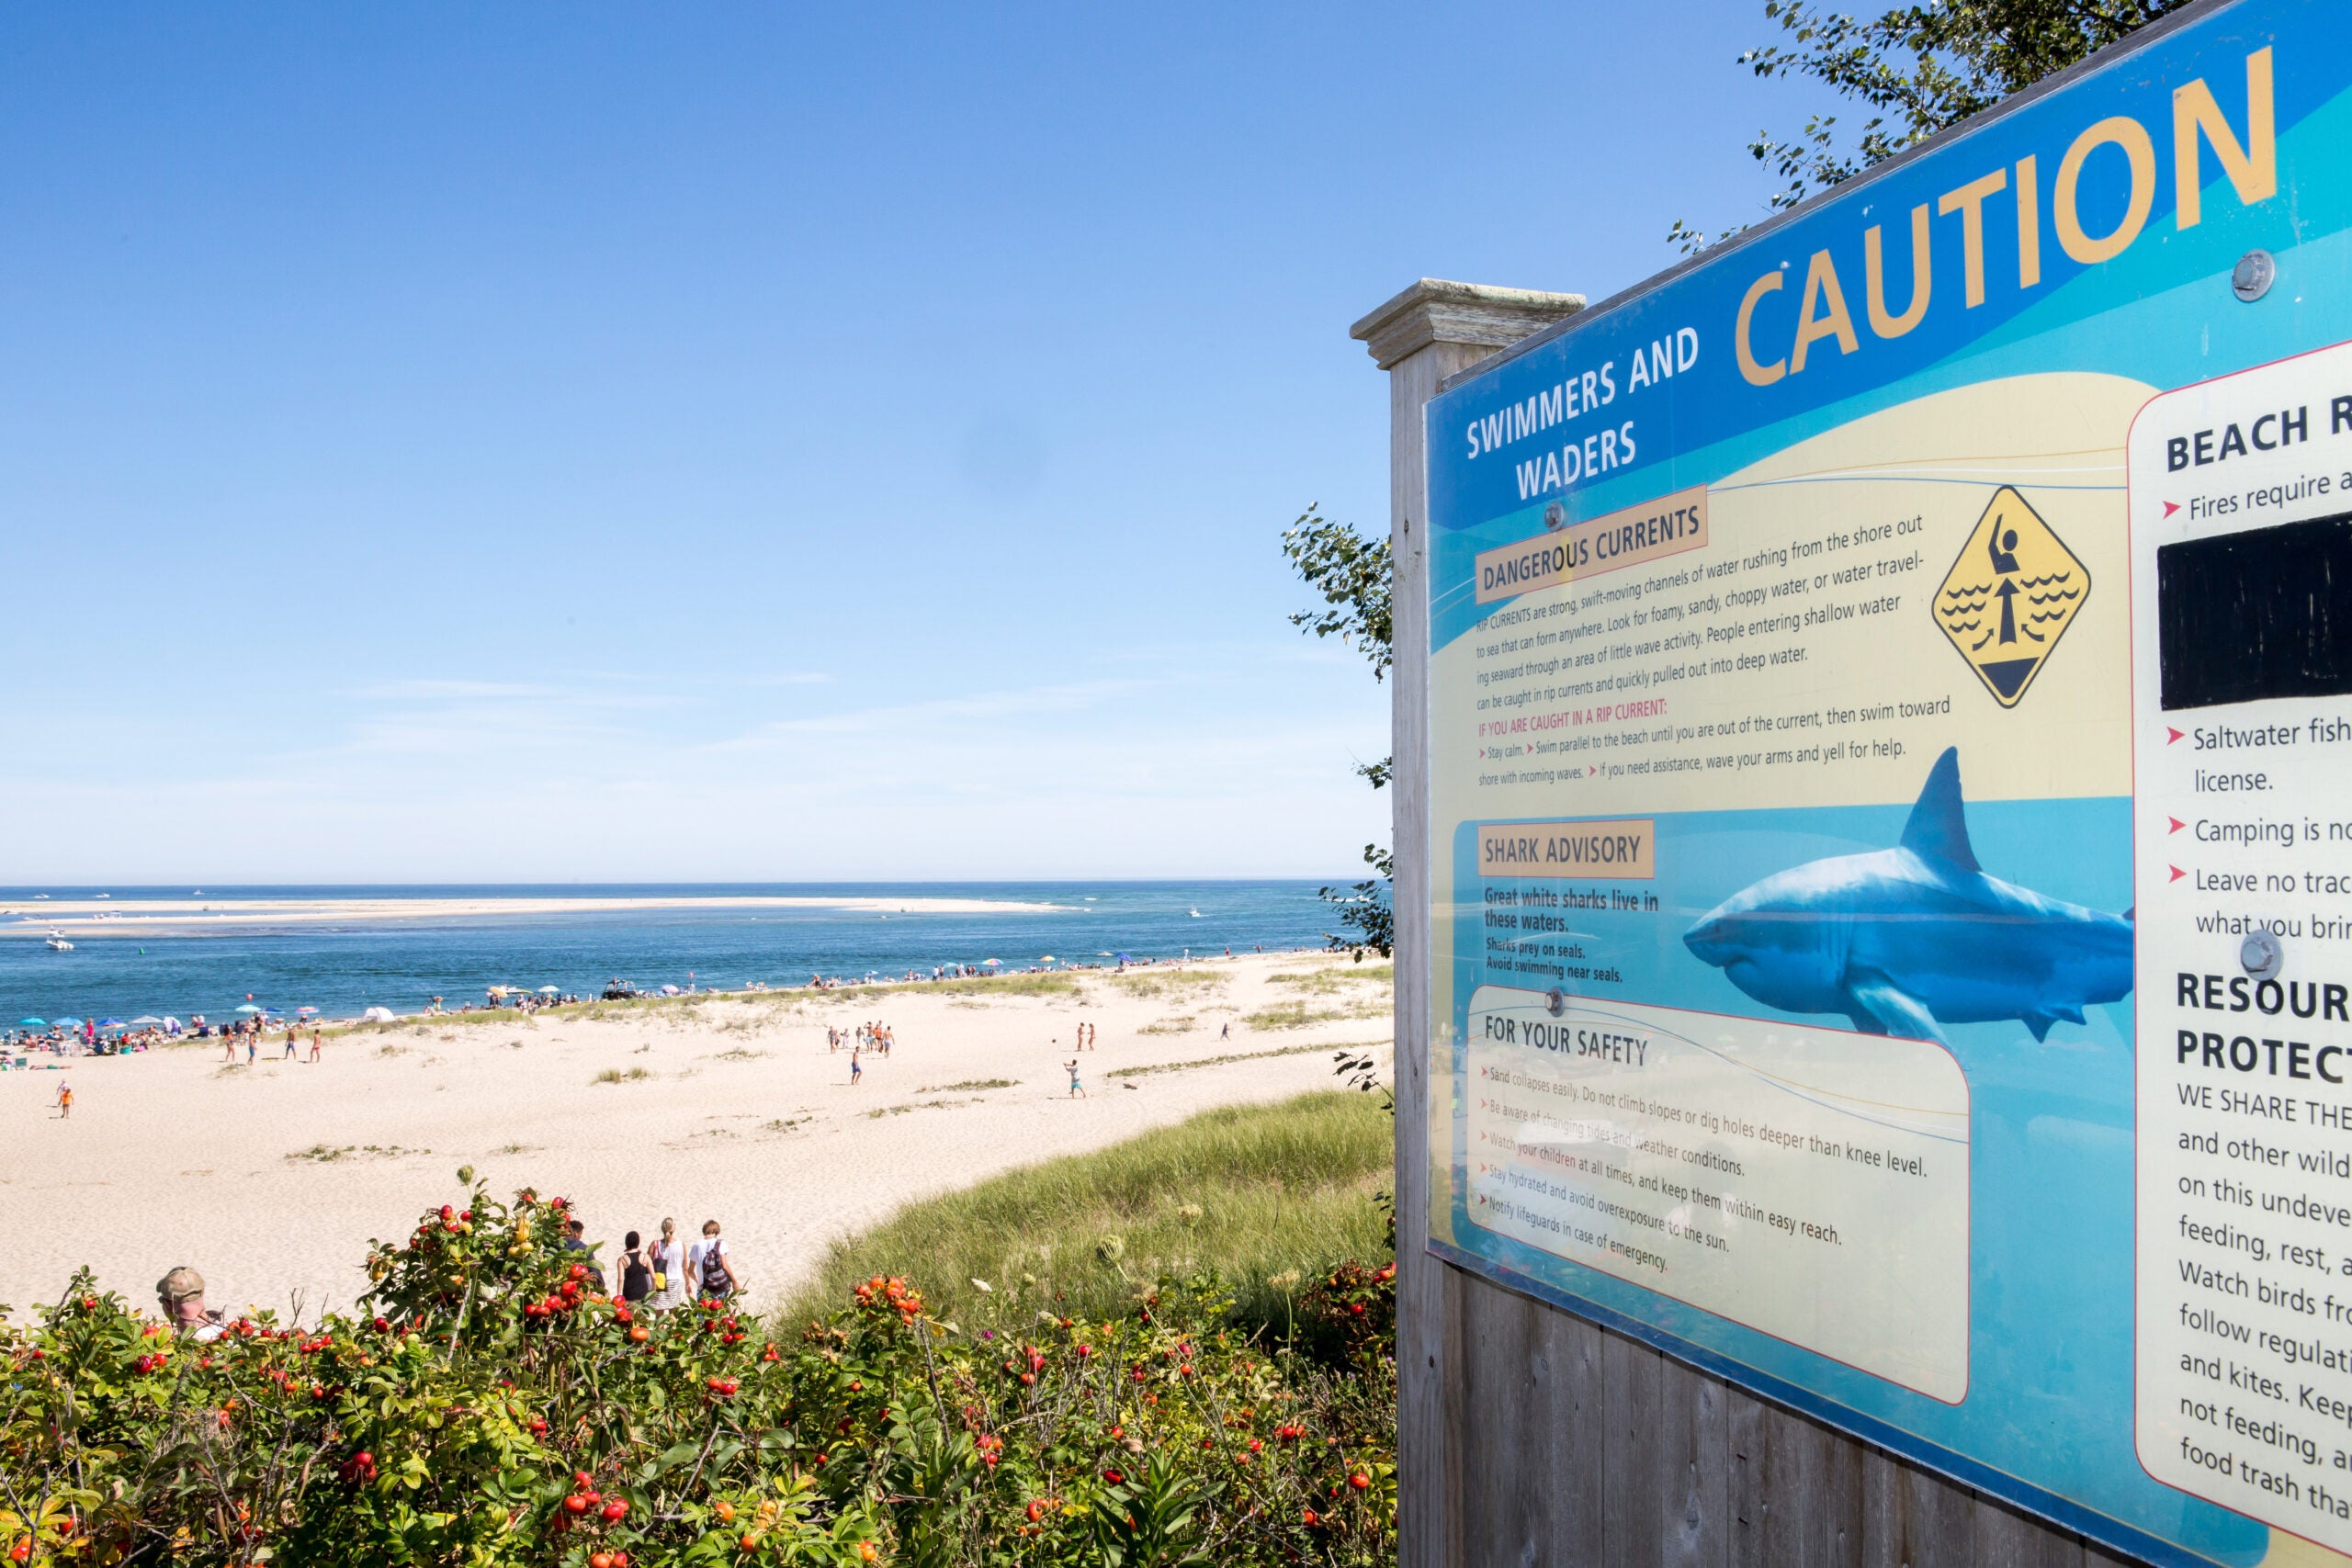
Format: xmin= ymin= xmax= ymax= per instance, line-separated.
xmin=711 ymin=1047 xmax=769 ymax=1062
xmin=918 ymin=1077 xmax=1016 ymax=1093
xmin=592 ymin=1066 xmax=652 ymax=1085
xmin=794 ymin=1089 xmax=1391 ymax=1337
xmin=1104 ymin=1041 xmax=1385 ymax=1081
xmin=1137 ymin=1016 xmax=1197 ymax=1034
xmin=287 ymin=1144 xmax=427 ymax=1163
xmin=1268 ymin=963 xmax=1396 ymax=996
xmin=1107 ymin=969 xmax=1227 ymax=1000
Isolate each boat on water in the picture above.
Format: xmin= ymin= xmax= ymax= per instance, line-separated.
xmin=45 ymin=931 xmax=73 ymax=952
xmin=1189 ymin=908 xmax=1203 ymax=917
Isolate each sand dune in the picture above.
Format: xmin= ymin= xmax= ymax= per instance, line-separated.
xmin=0 ymin=952 xmax=1391 ymax=1323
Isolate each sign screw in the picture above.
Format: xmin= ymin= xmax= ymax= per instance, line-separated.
xmin=2241 ymin=930 xmax=2282 ymax=978
xmin=2232 ymin=250 xmax=2277 ymax=303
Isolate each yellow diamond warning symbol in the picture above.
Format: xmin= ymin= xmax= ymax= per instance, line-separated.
xmin=1932 ymin=487 xmax=2088 ymax=707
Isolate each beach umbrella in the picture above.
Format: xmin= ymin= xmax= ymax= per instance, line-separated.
xmin=234 ymin=1004 xmax=264 ymax=1014
xmin=1039 ymin=954 xmax=1056 ymax=962
xmin=982 ymin=958 xmax=1002 ymax=966
xmin=130 ymin=1016 xmax=163 ymax=1025
xmin=296 ymin=1007 xmax=319 ymax=1016
xmin=1115 ymin=953 xmax=1133 ymax=963
xmin=18 ymin=1018 xmax=45 ymax=1026
xmin=54 ymin=1017 xmax=83 ymax=1027
xmin=99 ymin=1019 xmax=124 ymax=1027
xmin=537 ymin=986 xmax=559 ymax=994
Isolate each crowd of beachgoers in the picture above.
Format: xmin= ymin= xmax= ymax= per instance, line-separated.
xmin=3 ymin=948 xmax=1233 ymax=1065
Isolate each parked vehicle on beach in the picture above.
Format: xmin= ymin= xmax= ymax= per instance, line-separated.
xmin=601 ymin=980 xmax=642 ymax=999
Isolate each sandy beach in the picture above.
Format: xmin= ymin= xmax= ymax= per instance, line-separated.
xmin=2 ymin=891 xmax=1060 ymax=934
xmin=0 ymin=951 xmax=1391 ymax=1323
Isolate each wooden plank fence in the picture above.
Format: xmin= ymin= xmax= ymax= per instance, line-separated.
xmin=1350 ymin=279 xmax=2153 ymax=1568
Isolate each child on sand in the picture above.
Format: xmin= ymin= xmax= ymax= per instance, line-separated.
xmin=55 ymin=1080 xmax=72 ymax=1119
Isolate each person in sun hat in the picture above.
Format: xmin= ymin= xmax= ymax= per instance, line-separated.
xmin=157 ymin=1268 xmax=225 ymax=1340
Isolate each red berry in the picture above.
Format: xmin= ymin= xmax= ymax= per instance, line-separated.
xmin=1351 ymin=1472 xmax=1371 ymax=1491
xmin=564 ymin=1496 xmax=590 ymax=1515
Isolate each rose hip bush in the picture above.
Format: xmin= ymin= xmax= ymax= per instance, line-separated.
xmin=0 ymin=1179 xmax=1395 ymax=1566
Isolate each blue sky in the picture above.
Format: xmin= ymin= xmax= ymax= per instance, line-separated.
xmin=0 ymin=3 xmax=1835 ymax=881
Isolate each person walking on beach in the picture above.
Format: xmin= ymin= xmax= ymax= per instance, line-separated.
xmin=1065 ymin=1059 xmax=1085 ymax=1099
xmin=54 ymin=1079 xmax=72 ymax=1119
xmin=1220 ymin=1021 xmax=1230 ymax=1041
xmin=283 ymin=1028 xmax=298 ymax=1060
xmin=687 ymin=1220 xmax=738 ymax=1302
xmin=850 ymin=1046 xmax=863 ymax=1087
xmin=648 ymin=1218 xmax=688 ymax=1311
xmin=620 ymin=1231 xmax=652 ymax=1304
xmin=309 ymin=1029 xmax=322 ymax=1064
xmin=562 ymin=1217 xmax=605 ymax=1292
xmin=245 ymin=1032 xmax=256 ymax=1066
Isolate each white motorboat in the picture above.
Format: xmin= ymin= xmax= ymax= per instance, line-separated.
xmin=45 ymin=931 xmax=73 ymax=952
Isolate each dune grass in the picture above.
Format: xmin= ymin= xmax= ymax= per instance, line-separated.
xmin=790 ymin=1089 xmax=1391 ymax=1337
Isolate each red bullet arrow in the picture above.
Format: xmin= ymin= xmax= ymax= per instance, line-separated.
xmin=2168 ymin=817 xmax=2185 ymax=833
xmin=2170 ymin=865 xmax=2188 ymax=882
xmin=2167 ymin=728 xmax=2185 ymax=744
xmin=2163 ymin=501 xmax=2180 ymax=518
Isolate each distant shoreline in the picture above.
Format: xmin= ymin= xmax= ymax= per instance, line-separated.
xmin=1 ymin=893 xmax=1065 ymax=933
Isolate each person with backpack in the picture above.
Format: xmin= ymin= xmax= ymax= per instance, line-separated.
xmin=687 ymin=1219 xmax=738 ymax=1302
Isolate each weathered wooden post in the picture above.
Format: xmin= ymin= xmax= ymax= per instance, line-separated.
xmin=1351 ymin=280 xmax=1586 ymax=1565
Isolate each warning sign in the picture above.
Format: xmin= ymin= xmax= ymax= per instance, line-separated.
xmin=1931 ymin=487 xmax=2088 ymax=707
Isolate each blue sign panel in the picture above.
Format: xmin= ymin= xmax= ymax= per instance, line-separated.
xmin=1421 ymin=4 xmax=2352 ymax=1561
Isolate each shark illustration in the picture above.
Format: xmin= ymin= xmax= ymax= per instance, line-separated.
xmin=1681 ymin=748 xmax=2132 ymax=1044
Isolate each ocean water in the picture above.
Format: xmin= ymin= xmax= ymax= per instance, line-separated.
xmin=0 ymin=881 xmax=1347 ymax=1024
